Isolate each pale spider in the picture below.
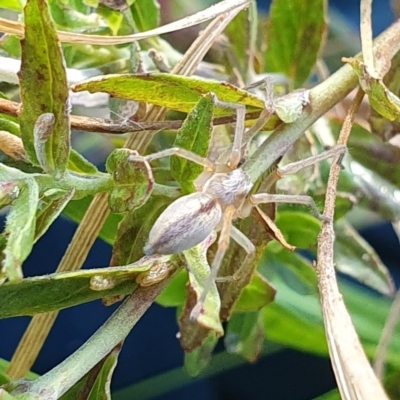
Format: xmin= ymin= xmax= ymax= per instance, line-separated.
xmin=133 ymin=95 xmax=345 ymax=319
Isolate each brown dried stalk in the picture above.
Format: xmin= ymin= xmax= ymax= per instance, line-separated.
xmin=316 ymin=88 xmax=389 ymax=399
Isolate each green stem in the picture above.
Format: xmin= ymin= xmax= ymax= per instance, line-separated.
xmin=13 ymin=281 xmax=171 ymax=398
xmin=243 ymin=18 xmax=400 ymax=183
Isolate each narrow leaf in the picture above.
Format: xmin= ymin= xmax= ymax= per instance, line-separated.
xmin=0 ymin=256 xmax=178 ymax=319
xmin=225 ymin=312 xmax=264 ymax=362
xmin=264 ymin=0 xmax=326 ymax=87
xmin=171 ymin=94 xmax=213 ymax=193
xmin=179 ymin=233 xmax=223 ymax=353
xmin=184 ymin=334 xmax=218 ymax=377
xmin=369 ymin=51 xmax=400 ymax=141
xmin=233 ymin=272 xmax=276 ymax=312
xmin=71 ymin=73 xmax=265 ymax=114
xmin=344 ymin=57 xmax=400 ymax=122
xmin=2 ymin=178 xmax=39 ymax=283
xmin=19 ymin=0 xmax=70 ymax=173
xmin=334 ymin=220 xmax=395 ymax=296
xmin=35 ymin=188 xmax=75 ymax=242
xmin=129 ymin=0 xmax=160 ymax=32
xmin=67 ymin=149 xmax=98 ymax=175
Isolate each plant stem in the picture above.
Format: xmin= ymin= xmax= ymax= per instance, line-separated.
xmin=12 ymin=282 xmax=171 ymax=398
xmin=243 ymin=18 xmax=400 ymax=183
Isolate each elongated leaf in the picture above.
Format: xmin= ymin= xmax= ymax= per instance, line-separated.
xmin=334 ymin=220 xmax=395 ymax=296
xmin=2 ymin=178 xmax=39 ymax=283
xmin=19 ymin=0 xmax=70 ymax=173
xmin=344 ymin=57 xmax=400 ymax=122
xmin=0 ymin=256 xmax=179 ymax=318
xmin=129 ymin=0 xmax=160 ymax=32
xmin=35 ymin=188 xmax=75 ymax=242
xmin=259 ymin=241 xmax=318 ymax=295
xmin=171 ymin=95 xmax=213 ymax=193
xmin=68 ymin=150 xmax=98 ymax=175
xmin=184 ymin=333 xmax=218 ymax=377
xmin=233 ymin=272 xmax=276 ymax=312
xmin=72 ymin=73 xmax=265 ymax=114
xmin=179 ymin=233 xmax=223 ymax=354
xmin=225 ymin=312 xmax=264 ymax=362
xmin=224 ymin=3 xmax=258 ymax=79
xmin=264 ymin=0 xmax=326 ymax=87
xmin=369 ymin=51 xmax=400 ymax=141
xmin=106 ymin=149 xmax=154 ymax=213
xmin=275 ymin=210 xmax=321 ymax=249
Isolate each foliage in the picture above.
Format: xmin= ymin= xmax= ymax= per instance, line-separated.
xmin=0 ymin=0 xmax=400 ymax=399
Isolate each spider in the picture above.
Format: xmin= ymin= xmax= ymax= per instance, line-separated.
xmin=131 ymin=94 xmax=345 ymax=319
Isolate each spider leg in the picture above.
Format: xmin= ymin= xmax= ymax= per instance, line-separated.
xmin=190 ymin=205 xmax=236 ymax=320
xmin=214 ymin=225 xmax=256 ymax=282
xmin=230 ymin=226 xmax=256 ymax=280
xmin=130 ymin=147 xmax=215 ymax=170
xmin=263 ymin=144 xmax=347 ymax=191
xmin=251 ymin=193 xmax=329 ymax=222
xmin=210 ymin=94 xmax=245 ymax=169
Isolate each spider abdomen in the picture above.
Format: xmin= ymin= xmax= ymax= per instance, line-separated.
xmin=144 ymin=192 xmax=222 ymax=255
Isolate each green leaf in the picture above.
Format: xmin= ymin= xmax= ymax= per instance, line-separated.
xmin=0 ymin=257 xmax=177 ymax=318
xmin=259 ymin=241 xmax=318 ymax=295
xmin=224 ymin=312 xmax=264 ymax=362
xmin=171 ymin=94 xmax=213 ymax=193
xmin=0 ymin=115 xmax=20 ymax=137
xmin=344 ymin=57 xmax=400 ymax=122
xmin=262 ymin=301 xmax=328 ymax=355
xmin=63 ymin=196 xmax=122 ymax=245
xmin=224 ymin=3 xmax=258 ymax=79
xmin=179 ymin=234 xmax=224 ymax=348
xmin=129 ymin=0 xmax=160 ymax=32
xmin=0 ymin=0 xmax=22 ymax=11
xmin=264 ymin=0 xmax=326 ymax=87
xmin=334 ymin=219 xmax=394 ymax=296
xmin=233 ymin=272 xmax=276 ymax=312
xmin=156 ymin=269 xmax=187 ymax=307
xmin=35 ymin=188 xmax=75 ymax=242
xmin=67 ymin=150 xmax=98 ymax=175
xmin=184 ymin=334 xmax=218 ymax=377
xmin=2 ymin=178 xmax=39 ymax=283
xmin=59 ymin=346 xmax=120 ymax=400
xmin=19 ymin=0 xmax=70 ymax=174
xmin=312 ymin=390 xmax=340 ymax=400
xmin=71 ymin=73 xmax=265 ymax=114
xmin=275 ymin=210 xmax=321 ymax=249
xmin=106 ymin=149 xmax=154 ymax=213
xmin=369 ymin=51 xmax=400 ymax=141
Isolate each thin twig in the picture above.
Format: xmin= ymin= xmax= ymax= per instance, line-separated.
xmin=0 ymin=0 xmax=251 ymax=45
xmin=0 ymin=98 xmax=262 ymax=134
xmin=316 ymin=88 xmax=389 ymax=399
